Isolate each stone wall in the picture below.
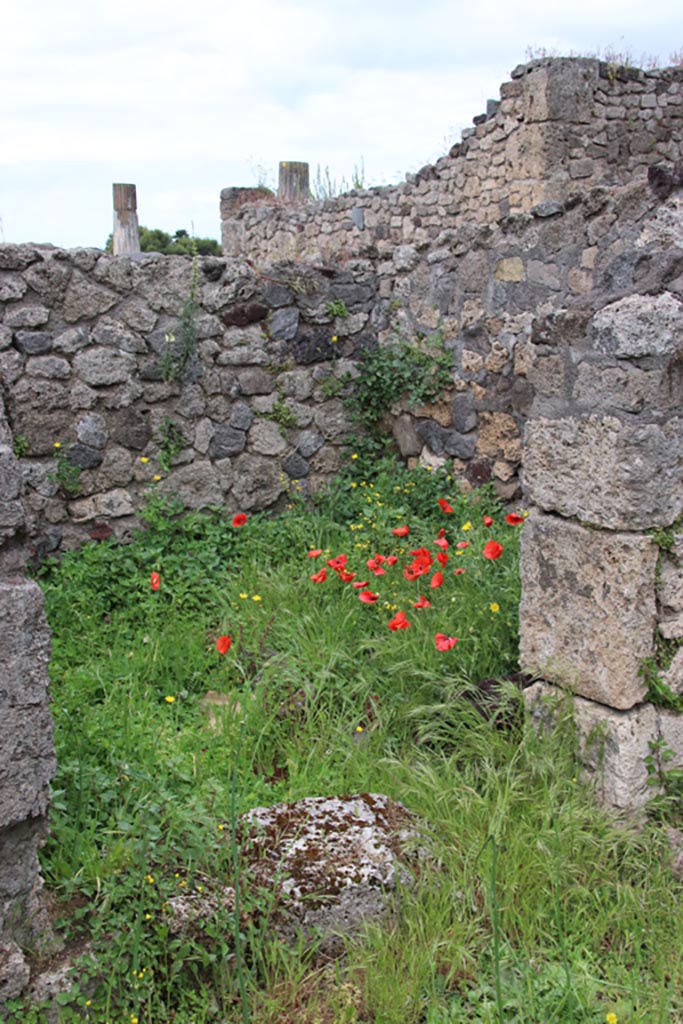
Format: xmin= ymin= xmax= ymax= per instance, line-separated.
xmin=1 ymin=55 xmax=683 ymax=1003
xmin=0 ymin=394 xmax=55 ymax=1002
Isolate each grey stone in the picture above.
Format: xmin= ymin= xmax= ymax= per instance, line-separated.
xmin=63 ymin=271 xmax=118 ymax=322
xmin=110 ymin=409 xmax=151 ymax=451
xmin=68 ymin=443 xmax=104 ymax=470
xmin=269 ymin=307 xmax=299 ymax=341
xmin=450 ymin=393 xmax=477 ymax=433
xmin=52 ymin=327 xmax=90 ymax=354
xmin=313 ymin=399 xmax=354 ymax=441
xmin=393 ymin=245 xmax=419 ymax=272
xmin=4 ymin=305 xmax=49 ymax=329
xmin=26 ymin=356 xmax=71 ymax=380
xmin=391 ymin=413 xmax=421 ymax=457
xmin=279 ymin=370 xmax=313 ymax=401
xmin=76 ymin=414 xmax=108 ymax=450
xmin=0 ymin=244 xmax=44 ymax=271
xmin=237 ymin=368 xmax=275 ymax=395
xmin=249 ymin=420 xmax=288 ymax=456
xmin=13 ymin=331 xmax=53 ymax=356
xmin=591 ymin=293 xmax=683 ymax=359
xmin=229 ymin=402 xmax=255 ymax=431
xmin=230 ymin=453 xmax=286 ymax=510
xmin=0 ymin=274 xmax=28 ymax=303
xmin=531 ymin=200 xmax=564 ymax=218
xmin=0 ymin=326 xmax=11 ymax=351
xmin=92 ymin=317 xmax=147 ymax=354
xmin=523 ymin=415 xmax=683 ymax=530
xmin=519 ymin=511 xmax=656 ymax=709
xmin=69 ymin=488 xmax=135 ymax=520
xmin=282 ymin=452 xmax=309 ymax=478
xmin=208 ymin=425 xmax=246 ymax=459
xmin=0 ymin=940 xmax=30 ymax=1002
xmin=156 ymin=462 xmax=224 ymax=509
xmin=296 ymin=429 xmax=325 ymax=458
xmin=416 ymin=421 xmax=477 ymax=460
xmin=73 ymin=347 xmax=136 ymax=386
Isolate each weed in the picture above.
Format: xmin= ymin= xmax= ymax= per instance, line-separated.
xmin=49 ymin=442 xmax=82 ymax=498
xmin=161 ymin=247 xmax=199 ymax=381
xmin=326 ymin=299 xmax=350 ymax=319
xmin=12 ymin=433 xmax=29 ymax=457
xmin=157 ymin=417 xmax=187 ymax=473
xmin=265 ymin=392 xmax=298 ymax=433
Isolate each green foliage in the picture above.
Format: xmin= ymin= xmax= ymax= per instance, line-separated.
xmin=104 ymin=225 xmax=221 ymax=256
xmin=326 ymin=298 xmax=350 ymax=319
xmin=49 ymin=442 xmax=82 ymax=497
xmin=12 ymin=434 xmax=29 ymax=457
xmin=156 ymin=416 xmax=187 ymax=472
xmin=265 ymin=392 xmax=298 ymax=432
xmin=348 ymin=332 xmax=453 ymax=430
xmin=645 ymin=737 xmax=683 ymax=824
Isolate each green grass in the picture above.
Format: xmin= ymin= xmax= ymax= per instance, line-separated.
xmin=11 ymin=463 xmax=683 ymax=1023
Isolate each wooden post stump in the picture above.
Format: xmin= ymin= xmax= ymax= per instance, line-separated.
xmin=278 ymin=162 xmax=309 ymax=203
xmin=112 ymin=183 xmax=141 ymax=255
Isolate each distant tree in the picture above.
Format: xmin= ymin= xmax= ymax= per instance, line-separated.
xmin=104 ymin=226 xmax=221 ymax=256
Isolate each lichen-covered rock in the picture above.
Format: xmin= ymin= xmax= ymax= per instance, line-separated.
xmin=238 ymin=793 xmax=423 ymax=951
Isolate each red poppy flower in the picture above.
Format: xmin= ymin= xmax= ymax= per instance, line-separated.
xmin=310 ymin=568 xmax=327 ymax=583
xmin=388 ymin=611 xmax=410 ymax=631
xmin=327 ymin=553 xmax=348 ymax=570
xmin=413 ymin=595 xmax=431 ymax=609
xmin=403 ymin=565 xmax=422 ymax=581
xmin=434 ymin=536 xmax=449 ymax=550
xmin=436 ymin=551 xmax=449 ymax=568
xmin=430 ymin=571 xmax=444 ymax=589
xmin=359 ymin=590 xmax=379 ymax=604
xmin=456 ymin=541 xmax=470 ymax=550
xmin=352 ymin=580 xmax=370 ymax=589
xmin=393 ymin=524 xmax=410 ymax=537
xmin=337 ymin=570 xmax=356 ymax=583
xmin=367 ymin=554 xmax=386 ymax=571
xmin=216 ymin=635 xmax=232 ymax=655
xmin=435 ymin=633 xmax=458 ymax=651
xmin=150 ymin=571 xmax=161 ymax=591
xmin=483 ymin=540 xmax=504 ymax=561
xmin=438 ymin=498 xmax=454 ymax=513
xmin=505 ymin=513 xmax=524 ymax=526
xmin=454 ymin=568 xmax=465 ymax=576
xmin=307 ymin=548 xmax=323 ymax=558
xmin=386 ymin=555 xmax=398 ymax=566
xmin=483 ymin=516 xmax=493 ymax=528
xmin=232 ymin=513 xmax=248 ymax=527
xmin=437 ymin=528 xmax=447 ymax=539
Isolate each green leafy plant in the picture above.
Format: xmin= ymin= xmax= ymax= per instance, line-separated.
xmin=12 ymin=434 xmax=29 ymax=458
xmin=157 ymin=417 xmax=187 ymax=473
xmin=326 ymin=299 xmax=350 ymax=319
xmin=266 ymin=392 xmax=298 ymax=433
xmin=49 ymin=442 xmax=82 ymax=497
xmin=645 ymin=736 xmax=683 ymax=824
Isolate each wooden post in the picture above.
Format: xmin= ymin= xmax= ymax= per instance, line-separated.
xmin=112 ymin=183 xmax=141 ymax=255
xmin=278 ymin=162 xmax=309 ymax=202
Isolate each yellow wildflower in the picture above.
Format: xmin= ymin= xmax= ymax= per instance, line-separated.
xmin=239 ymin=592 xmax=248 ymax=599
xmin=164 ymin=696 xmax=175 ymax=704
xmin=351 ymin=453 xmax=358 ymax=460
xmin=606 ymin=1014 xmax=618 ymax=1024
xmin=462 ymin=521 xmax=472 ymax=531
xmin=489 ymin=603 xmax=500 ymax=613
xmin=140 ymin=456 xmax=149 ymax=464
xmin=252 ymin=594 xmax=262 ymax=602
xmin=53 ymin=441 xmax=62 ymax=449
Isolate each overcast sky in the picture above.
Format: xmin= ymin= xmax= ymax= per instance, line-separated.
xmin=2 ymin=0 xmax=682 ymax=250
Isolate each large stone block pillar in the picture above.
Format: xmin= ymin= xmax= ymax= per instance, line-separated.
xmin=0 ymin=397 xmax=56 ymax=1005
xmin=520 ymin=294 xmax=683 ymax=808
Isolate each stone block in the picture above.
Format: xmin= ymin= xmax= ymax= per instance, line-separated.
xmin=523 ymin=415 xmax=683 ymax=530
xmin=591 ymin=293 xmax=683 ymax=360
xmin=519 ymin=512 xmax=656 ymax=709
xmin=0 ymin=706 xmax=56 ymax=826
xmin=524 ymin=682 xmax=657 ymax=810
xmin=74 ymin=347 xmax=136 ymax=386
xmin=0 ymin=579 xmax=51 ymax=708
xmin=249 ymin=420 xmax=288 ymax=456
